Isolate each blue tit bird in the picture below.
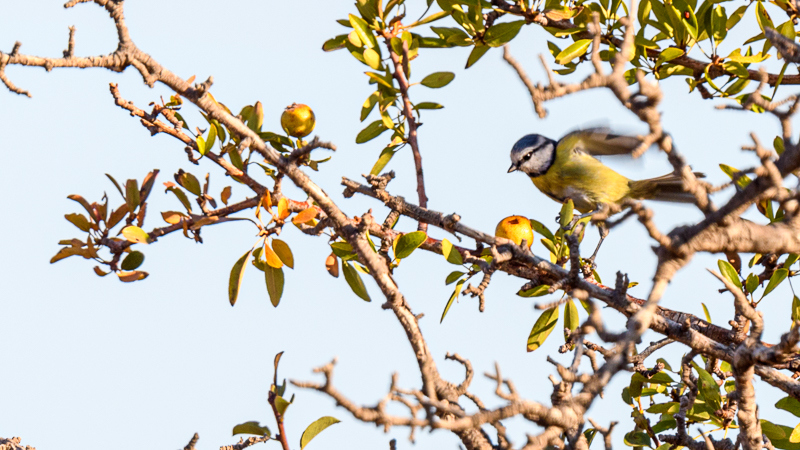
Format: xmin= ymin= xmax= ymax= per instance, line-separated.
xmin=507 ymin=129 xmax=700 ymax=215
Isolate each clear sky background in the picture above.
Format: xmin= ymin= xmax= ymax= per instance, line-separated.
xmin=3 ymin=1 xmax=800 ymax=450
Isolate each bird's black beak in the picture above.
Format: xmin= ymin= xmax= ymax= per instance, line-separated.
xmin=507 ymin=164 xmax=518 ymax=173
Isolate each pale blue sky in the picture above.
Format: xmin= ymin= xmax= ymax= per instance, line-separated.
xmin=2 ymin=1 xmax=800 ymax=449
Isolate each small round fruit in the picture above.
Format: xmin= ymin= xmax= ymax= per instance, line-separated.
xmin=281 ymin=103 xmax=316 ymax=138
xmin=495 ymin=215 xmax=534 ymax=247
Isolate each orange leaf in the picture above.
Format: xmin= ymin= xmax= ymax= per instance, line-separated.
xmin=326 ymin=253 xmax=339 ymax=278
xmin=292 ymin=207 xmax=318 ymax=225
xmin=263 ymin=240 xmax=284 ymax=268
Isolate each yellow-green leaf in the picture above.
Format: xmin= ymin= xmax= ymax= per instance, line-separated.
xmin=441 ymin=279 xmax=465 ymax=323
xmin=363 ymin=47 xmax=382 ymax=70
xmin=420 ymin=72 xmax=455 ymax=88
xmin=762 ymin=268 xmax=789 ymax=299
xmin=554 ymin=39 xmax=591 ymax=65
xmin=272 ymin=239 xmax=294 ymax=269
xmin=232 ymin=421 xmax=271 ymax=437
xmin=122 ymin=226 xmax=150 ymax=244
xmin=343 ymin=261 xmax=371 ymax=301
xmin=518 ymin=285 xmax=550 ymax=297
xmin=465 ymin=45 xmax=490 ymax=68
xmin=564 ymin=297 xmax=579 ymax=341
xmin=717 ymin=259 xmax=742 ymax=289
xmin=322 ymin=35 xmax=348 ymax=52
xmin=483 ymin=20 xmax=525 ymax=47
xmin=441 ymin=238 xmax=463 ymax=265
xmin=527 ymin=306 xmax=559 ymax=352
xmin=300 ymin=416 xmax=340 ymax=450
xmin=349 ymin=14 xmax=377 ymax=49
xmin=394 ymin=231 xmax=427 ymax=259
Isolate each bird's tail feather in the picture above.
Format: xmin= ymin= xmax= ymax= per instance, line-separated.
xmin=628 ymin=172 xmax=705 ymax=203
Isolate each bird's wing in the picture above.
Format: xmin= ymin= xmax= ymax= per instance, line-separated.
xmin=558 ymin=128 xmax=643 ymax=156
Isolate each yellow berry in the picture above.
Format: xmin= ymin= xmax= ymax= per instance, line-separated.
xmin=280 ymin=103 xmax=316 ymax=138
xmin=495 ymin=215 xmax=534 ymax=247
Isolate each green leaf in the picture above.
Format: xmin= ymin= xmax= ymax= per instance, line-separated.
xmin=407 ymin=10 xmax=451 ymax=28
xmin=445 ymin=271 xmax=465 ymax=285
xmin=394 ymin=231 xmax=427 ymax=259
xmin=527 ymin=306 xmax=559 ymax=352
xmin=441 ymin=279 xmax=465 ymax=322
xmin=746 ymin=273 xmax=760 ymax=294
xmin=265 ymin=265 xmax=284 ymax=307
xmin=717 ymin=259 xmax=742 ymax=289
xmin=559 ymin=199 xmax=574 ymax=229
xmin=125 ymin=179 xmax=140 ymax=211
xmin=776 ymin=136 xmax=786 ymax=155
xmin=330 ymin=241 xmax=354 ymax=258
xmin=624 ymin=431 xmax=651 ymax=447
xmin=300 ymin=416 xmax=341 ymax=449
xmin=178 ymin=172 xmax=202 ymax=196
xmin=121 ymin=250 xmax=145 ymax=271
xmin=530 ymin=219 xmax=555 ymax=241
xmin=692 ymin=361 xmax=722 ymax=411
xmin=342 ymin=261 xmax=371 ymax=301
xmin=361 ymin=91 xmax=380 ymax=121
xmin=415 ymin=102 xmax=444 ymax=110
xmin=274 ymin=395 xmax=291 ymax=416
xmin=229 ymin=249 xmax=253 ymax=306
xmin=554 ymin=39 xmax=591 ymax=65
xmin=722 ymin=61 xmax=749 ymax=77
xmin=762 ymin=268 xmax=789 ymax=299
xmin=647 ymin=402 xmax=680 ymax=414
xmin=349 ymin=14 xmax=378 ymax=49
xmin=564 ymin=297 xmax=579 ymax=341
xmin=465 ymin=45 xmax=490 ymax=68
xmin=792 ymin=296 xmax=800 ymax=325
xmin=441 ymin=238 xmax=463 ymax=265
xmin=205 ymin=121 xmax=218 ymax=154
xmin=323 ymin=35 xmax=349 ymax=52
xmin=122 ymin=226 xmax=150 ymax=244
xmin=483 ymin=20 xmax=525 ymax=47
xmin=656 ymin=47 xmax=685 ymax=66
xmin=420 ymin=72 xmax=455 ymax=88
xmin=271 ymin=239 xmax=295 ymax=269
xmin=762 ymin=419 xmax=787 ymax=441
xmin=356 ymin=120 xmax=388 ymax=144
xmin=232 ymin=421 xmax=271 ymax=437
xmin=711 ymin=5 xmax=727 ymax=44
xmin=777 ymin=396 xmax=800 ymax=418
xmin=518 ymin=285 xmax=550 ymax=297
xmin=756 ymin=1 xmax=775 ymax=32
xmin=784 ymin=253 xmax=800 ymax=268
xmin=726 ymin=4 xmax=748 ymax=30
xmin=370 ymin=146 xmax=397 ymax=175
